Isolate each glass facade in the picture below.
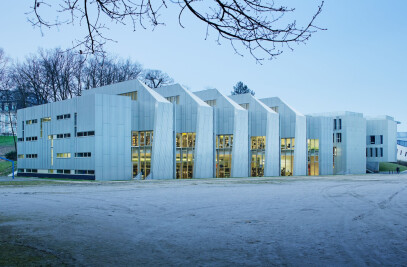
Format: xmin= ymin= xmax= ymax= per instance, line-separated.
xmin=307 ymin=139 xmax=319 ymax=176
xmin=132 ymin=131 xmax=153 ymax=179
xmin=281 ymin=138 xmax=295 ymax=176
xmin=250 ymin=136 xmax=266 ymax=177
xmin=176 ymin=133 xmax=195 ymax=179
xmin=216 ymin=134 xmax=233 ymax=178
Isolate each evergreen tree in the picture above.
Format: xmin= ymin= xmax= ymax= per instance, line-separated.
xmin=231 ymin=81 xmax=255 ymax=96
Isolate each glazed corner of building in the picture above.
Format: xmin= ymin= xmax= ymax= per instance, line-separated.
xmin=15 ymin=79 xmax=399 ymax=180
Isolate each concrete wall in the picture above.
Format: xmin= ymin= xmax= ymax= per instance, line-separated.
xmin=95 ymin=94 xmax=132 ymax=181
xmin=344 ymin=114 xmax=366 ymax=174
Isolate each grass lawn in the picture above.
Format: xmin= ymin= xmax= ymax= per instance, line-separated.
xmin=0 ymin=136 xmax=16 ymax=147
xmin=0 ymin=161 xmax=16 ymax=176
xmin=379 ymin=162 xmax=407 ymax=172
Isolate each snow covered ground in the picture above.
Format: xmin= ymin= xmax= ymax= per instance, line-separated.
xmin=1 ymin=174 xmax=407 ymax=266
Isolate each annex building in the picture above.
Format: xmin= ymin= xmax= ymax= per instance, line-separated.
xmin=16 ymin=79 xmax=398 ymax=180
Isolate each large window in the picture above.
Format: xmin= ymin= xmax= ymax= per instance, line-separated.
xmin=281 ymin=138 xmax=295 ymax=176
xmin=120 ymin=91 xmax=138 ymax=100
xmin=251 ymin=136 xmax=266 ymax=177
xmin=166 ymin=95 xmax=180 ymax=104
xmin=308 ymin=139 xmax=319 ymax=176
xmin=216 ymin=135 xmax=233 ymax=178
xmin=240 ymin=103 xmax=249 ymax=110
xmin=40 ymin=117 xmax=51 ymax=137
xmin=205 ymin=100 xmax=216 ymax=107
xmin=176 ymin=133 xmax=195 ymax=179
xmin=132 ymin=131 xmax=153 ymax=179
xmin=370 ymin=135 xmax=375 ymax=144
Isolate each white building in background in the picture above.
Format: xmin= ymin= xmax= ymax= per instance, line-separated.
xmin=259 ymin=97 xmax=307 ymax=176
xmin=194 ymin=89 xmax=249 ymax=178
xmin=397 ymin=132 xmax=407 ymax=165
xmin=229 ymin=93 xmax=280 ymax=177
xmin=16 ymin=79 xmax=398 ymax=180
xmin=0 ymin=101 xmax=17 ymax=135
xmin=365 ymin=116 xmax=397 ymax=172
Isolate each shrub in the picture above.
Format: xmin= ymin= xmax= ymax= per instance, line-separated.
xmin=5 ymin=150 xmax=17 ymax=161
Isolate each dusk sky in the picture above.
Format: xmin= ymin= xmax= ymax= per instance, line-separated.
xmin=1 ymin=1 xmax=406 ymax=131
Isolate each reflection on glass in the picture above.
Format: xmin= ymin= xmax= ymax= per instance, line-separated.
xmin=281 ymin=138 xmax=295 ymax=176
xmin=216 ymin=134 xmax=233 ymax=178
xmin=251 ymin=136 xmax=266 ymax=177
xmin=132 ymin=131 xmax=153 ymax=178
xmin=175 ymin=132 xmax=196 ymax=179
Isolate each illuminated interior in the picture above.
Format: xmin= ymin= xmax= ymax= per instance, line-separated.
xmin=308 ymin=139 xmax=319 ymax=176
xmin=216 ymin=135 xmax=233 ymax=178
xmin=281 ymin=138 xmax=295 ymax=176
xmin=132 ymin=131 xmax=153 ymax=179
xmin=251 ymin=136 xmax=266 ymax=177
xmin=176 ymin=133 xmax=195 ymax=179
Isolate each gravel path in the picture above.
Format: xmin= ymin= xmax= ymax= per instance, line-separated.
xmin=1 ymin=174 xmax=407 ymax=266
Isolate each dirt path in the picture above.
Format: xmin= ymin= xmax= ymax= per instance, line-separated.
xmin=1 ymin=174 xmax=407 ymax=266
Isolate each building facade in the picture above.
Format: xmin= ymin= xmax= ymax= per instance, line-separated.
xmin=260 ymin=97 xmax=307 ymax=176
xmin=306 ymin=115 xmax=334 ymax=176
xmin=310 ymin=112 xmax=367 ymax=175
xmin=16 ymin=79 xmax=398 ymax=180
xmin=229 ymin=93 xmax=280 ymax=177
xmin=17 ymin=94 xmax=131 ymax=180
xmin=365 ymin=116 xmax=397 ymax=171
xmin=194 ymin=89 xmax=249 ymax=178
xmin=82 ymin=79 xmax=174 ymax=179
xmin=155 ymin=84 xmax=214 ymax=179
xmin=397 ymin=132 xmax=407 ymax=165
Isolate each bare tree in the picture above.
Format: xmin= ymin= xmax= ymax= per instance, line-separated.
xmin=0 ymin=49 xmax=17 ymax=152
xmin=39 ymin=48 xmax=85 ymax=101
xmin=141 ymin=69 xmax=174 ymax=88
xmin=28 ymin=1 xmax=324 ymax=61
xmin=83 ymin=55 xmax=142 ymax=89
xmin=12 ymin=54 xmax=50 ymax=105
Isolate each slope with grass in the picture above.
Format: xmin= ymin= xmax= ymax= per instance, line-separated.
xmin=0 ymin=136 xmax=15 ymax=147
xmin=0 ymin=161 xmax=16 ymax=176
xmin=379 ymin=162 xmax=407 ymax=172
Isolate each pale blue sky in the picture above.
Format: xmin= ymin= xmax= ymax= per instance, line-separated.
xmin=1 ymin=1 xmax=406 ymax=130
